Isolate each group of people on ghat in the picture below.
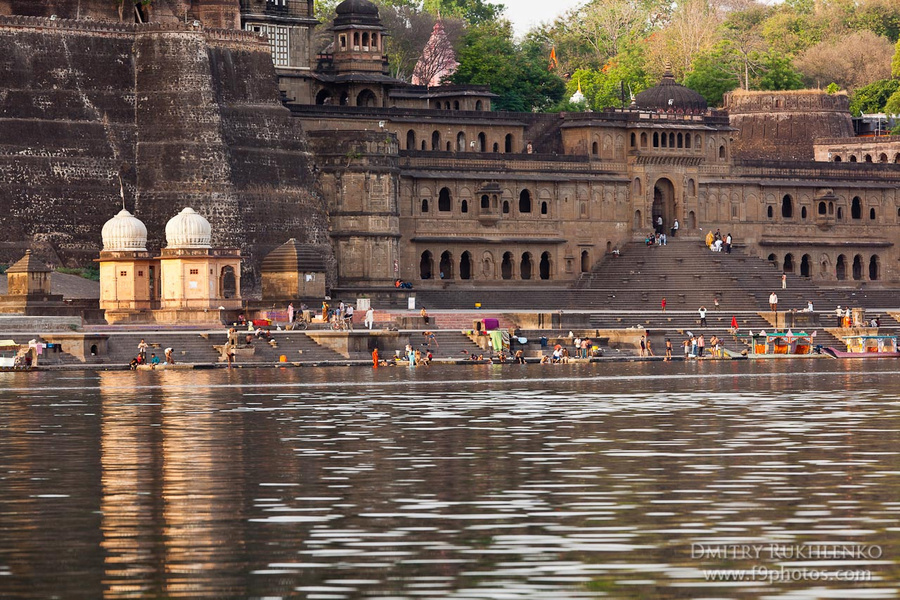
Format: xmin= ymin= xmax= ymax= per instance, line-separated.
xmin=704 ymin=229 xmax=733 ymax=253
xmin=130 ymin=338 xmax=175 ymax=370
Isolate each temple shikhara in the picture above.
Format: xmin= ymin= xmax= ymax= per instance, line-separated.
xmin=0 ymin=0 xmax=899 ymax=314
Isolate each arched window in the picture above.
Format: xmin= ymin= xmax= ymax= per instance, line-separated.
xmin=837 ymin=207 xmax=843 ymax=219
xmin=406 ymin=129 xmax=416 ymax=150
xmin=850 ymin=155 xmax=858 ymax=162
xmin=440 ymin=251 xmax=453 ymax=279
xmin=661 ymin=133 xmax=667 ymax=148
xmin=461 ymin=199 xmax=468 ymax=213
xmin=581 ymin=250 xmax=590 ymax=273
xmin=421 ymin=140 xmax=427 ymax=151
xmin=438 ymin=188 xmax=451 ymax=212
xmin=501 ymin=252 xmax=513 ymax=279
xmin=669 ymin=133 xmax=675 ymax=147
xmin=677 ymin=133 xmax=683 ymax=148
xmin=477 ymin=132 xmax=486 ymax=152
xmin=505 ymin=133 xmax=513 ymax=153
xmin=519 ymin=189 xmax=532 ymax=213
xmin=719 ymin=145 xmax=726 ymax=159
xmin=818 ymin=202 xmax=827 ymax=215
xmin=800 ymin=254 xmax=810 ymax=278
xmin=475 ymin=100 xmax=483 ymax=110
xmin=653 ymin=132 xmax=659 ymax=147
xmin=767 ymin=206 xmax=774 ymax=219
xmin=851 ymin=197 xmax=861 ymax=219
xmin=315 ymin=89 xmax=332 ymax=105
xmin=801 ymin=206 xmax=807 ymax=219
xmin=541 ymin=201 xmax=548 ymax=215
xmin=502 ymin=200 xmax=510 ymax=214
xmin=421 ymin=199 xmax=429 ymax=213
xmin=685 ymin=133 xmax=691 ymax=148
xmin=834 ymin=155 xmax=842 ymax=162
xmin=431 ymin=131 xmax=441 ymax=151
xmin=781 ymin=195 xmax=793 ymax=218
xmin=869 ymin=255 xmax=879 ymax=280
xmin=592 ymin=141 xmax=599 ymax=155
xmin=630 ymin=133 xmax=636 ymax=147
xmin=539 ymin=252 xmax=551 ymax=280
xmin=362 ymin=32 xmax=369 ymax=48
xmin=879 ymin=153 xmax=888 ymax=163
xmin=520 ymin=252 xmax=533 ymax=280
xmin=492 ymin=142 xmax=499 ymax=152
xmin=453 ymin=101 xmax=460 ymax=110
xmin=480 ymin=195 xmax=489 ymax=209
xmin=641 ymin=132 xmax=648 ymax=147
xmin=783 ymin=253 xmax=794 ymax=273
xmin=353 ymin=31 xmax=360 ymax=47
xmin=865 ymin=154 xmax=872 ymax=163
xmin=445 ymin=102 xmax=450 ymax=109
xmin=767 ymin=253 xmax=777 ymax=266
xmin=836 ymin=255 xmax=846 ymax=280
xmin=895 ymin=153 xmax=900 ymax=163
xmin=457 ymin=131 xmax=466 ymax=152
xmin=220 ymin=266 xmax=237 ymax=298
xmin=870 ymin=207 xmax=876 ymax=220
xmin=852 ymin=254 xmax=863 ymax=280
xmin=420 ymin=251 xmax=433 ymax=279
xmin=446 ymin=141 xmax=451 ymax=151
xmin=460 ymin=251 xmax=472 ymax=280
xmin=356 ymin=89 xmax=377 ymax=107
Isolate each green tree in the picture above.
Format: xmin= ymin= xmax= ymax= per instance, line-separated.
xmin=451 ymin=21 xmax=566 ymax=111
xmin=893 ymin=38 xmax=900 ymax=77
xmin=756 ymin=53 xmax=804 ymax=91
xmin=683 ymin=46 xmax=741 ymax=107
xmin=566 ymin=48 xmax=653 ymax=111
xmin=848 ymin=79 xmax=900 ymax=115
xmin=886 ymin=90 xmax=900 ymax=114
xmin=423 ymin=0 xmax=505 ymax=25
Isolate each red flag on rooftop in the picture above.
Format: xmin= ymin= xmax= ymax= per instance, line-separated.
xmin=549 ymin=46 xmax=558 ymax=71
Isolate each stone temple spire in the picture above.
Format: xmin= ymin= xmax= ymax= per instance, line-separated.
xmin=412 ymin=20 xmax=458 ymax=87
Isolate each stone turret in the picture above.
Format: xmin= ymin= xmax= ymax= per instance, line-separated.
xmin=725 ymin=90 xmax=854 ymax=161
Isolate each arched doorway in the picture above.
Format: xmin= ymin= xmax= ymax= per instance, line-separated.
xmin=420 ymin=251 xmax=434 ymax=279
xmin=652 ymin=178 xmax=675 ymax=233
xmin=836 ymin=255 xmax=846 ymax=280
xmin=783 ymin=253 xmax=794 ymax=273
xmin=869 ymin=255 xmax=879 ymax=280
xmin=520 ymin=252 xmax=533 ymax=280
xmin=501 ymin=252 xmax=513 ymax=280
xmin=460 ymin=251 xmax=472 ymax=280
xmin=852 ymin=254 xmax=863 ymax=280
xmin=539 ymin=252 xmax=551 ymax=280
xmin=800 ymin=254 xmax=810 ymax=278
xmin=220 ymin=266 xmax=237 ymax=298
xmin=581 ymin=250 xmax=590 ymax=273
xmin=439 ymin=251 xmax=453 ymax=279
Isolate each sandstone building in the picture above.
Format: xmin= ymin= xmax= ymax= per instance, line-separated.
xmin=1 ymin=0 xmax=899 ymax=302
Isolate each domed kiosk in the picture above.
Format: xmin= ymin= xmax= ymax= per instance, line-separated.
xmin=157 ymin=208 xmax=242 ymax=319
xmin=633 ymin=65 xmax=708 ymax=114
xmin=97 ymin=209 xmax=157 ymax=317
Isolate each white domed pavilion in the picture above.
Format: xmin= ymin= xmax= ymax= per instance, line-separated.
xmin=102 ymin=209 xmax=148 ymax=252
xmin=98 ymin=209 xmax=156 ymax=316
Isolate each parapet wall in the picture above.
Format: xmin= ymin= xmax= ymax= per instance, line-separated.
xmin=724 ymin=90 xmax=855 ymax=161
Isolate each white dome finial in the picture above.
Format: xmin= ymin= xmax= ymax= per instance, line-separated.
xmin=102 ymin=209 xmax=148 ymax=252
xmin=165 ymin=207 xmax=212 ymax=249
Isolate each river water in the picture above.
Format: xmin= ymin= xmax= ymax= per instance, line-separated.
xmin=2 ymin=360 xmax=900 ymax=599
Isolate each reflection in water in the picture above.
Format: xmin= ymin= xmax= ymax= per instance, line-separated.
xmin=2 ymin=362 xmax=900 ymax=599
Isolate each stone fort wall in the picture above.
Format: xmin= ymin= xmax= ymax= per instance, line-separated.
xmin=0 ymin=13 xmax=330 ymax=289
xmin=725 ymin=90 xmax=854 ymax=162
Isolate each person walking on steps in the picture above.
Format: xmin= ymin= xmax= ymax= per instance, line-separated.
xmin=782 ymin=273 xmax=787 ymax=289
xmin=769 ymin=292 xmax=778 ymax=312
xmin=698 ymin=306 xmax=707 ymax=327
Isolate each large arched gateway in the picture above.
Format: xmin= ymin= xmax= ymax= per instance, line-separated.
xmin=652 ymin=178 xmax=676 ymax=233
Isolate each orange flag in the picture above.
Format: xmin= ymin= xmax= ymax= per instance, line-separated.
xmin=549 ymin=46 xmax=558 ymax=71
